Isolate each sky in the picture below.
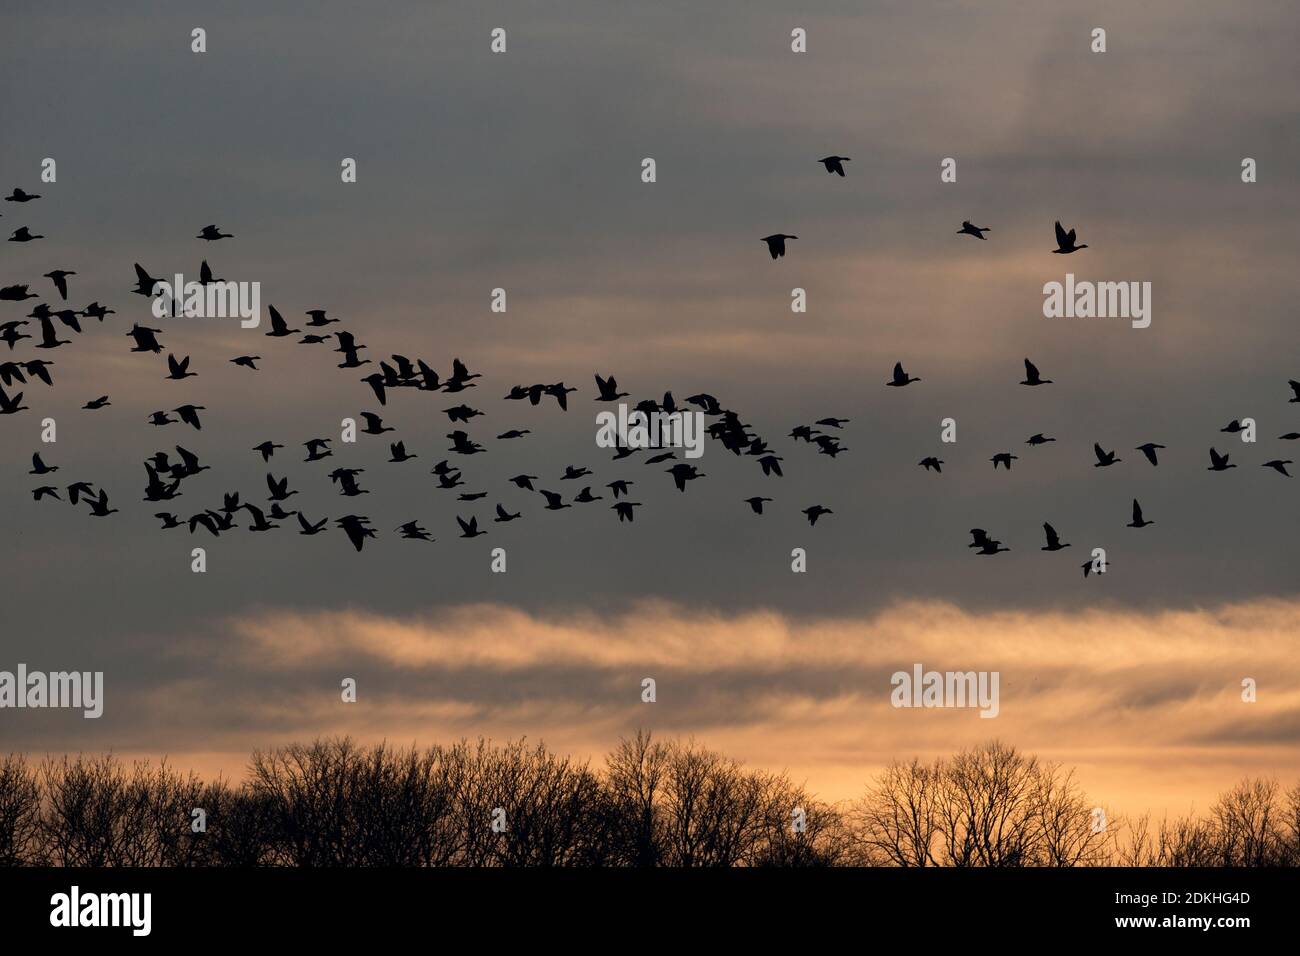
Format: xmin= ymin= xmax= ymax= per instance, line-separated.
xmin=1 ymin=0 xmax=1297 ymax=819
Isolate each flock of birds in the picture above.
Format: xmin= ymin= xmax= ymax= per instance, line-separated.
xmin=4 ymin=176 xmax=1297 ymax=573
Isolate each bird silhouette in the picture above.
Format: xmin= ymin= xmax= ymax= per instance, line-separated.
xmin=231 ymin=355 xmax=260 ymax=370
xmin=1136 ymin=442 xmax=1165 ymax=466
xmin=886 ymin=362 xmax=919 ymax=387
xmin=761 ymin=234 xmax=797 ymax=259
xmin=803 ymin=505 xmax=832 ymax=526
xmin=266 ymin=305 xmax=299 ymax=338
xmin=166 ymin=354 xmax=196 ymax=380
xmin=919 ymin=457 xmax=943 ymax=473
xmin=540 ymin=490 xmax=570 ymax=511
xmin=29 ymin=452 xmax=57 ymax=475
xmin=1262 ymin=459 xmax=1292 ymax=477
xmin=196 ymin=224 xmax=233 ymax=241
xmin=1127 ymin=499 xmax=1153 ymax=528
xmin=745 ymin=496 xmax=773 ymax=514
xmin=612 ymin=501 xmax=642 ymax=522
xmin=990 ymin=452 xmax=1017 ymax=470
xmin=1051 ymin=221 xmax=1087 ymax=254
xmin=1020 ymin=359 xmax=1052 ymax=386
xmin=8 ymin=227 xmax=43 ymax=242
xmin=1207 ymin=447 xmax=1236 ymax=471
xmin=456 ymin=515 xmax=486 ymax=537
xmin=4 ymin=188 xmax=40 ymax=202
xmin=494 ymin=504 xmax=521 ymax=522
xmin=1093 ymin=443 xmax=1120 ymax=467
xmin=44 ymin=270 xmax=75 ymax=300
xmin=818 ymin=156 xmax=850 ymax=176
xmin=1041 ymin=523 xmax=1071 ymax=551
xmin=595 ymin=373 xmax=629 ymax=402
xmin=337 ymin=515 xmax=377 ymax=551
xmin=1025 ymin=434 xmax=1056 ymax=446
xmin=957 ymin=220 xmax=990 ymax=239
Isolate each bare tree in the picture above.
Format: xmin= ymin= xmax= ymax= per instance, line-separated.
xmin=0 ymin=755 xmax=41 ymax=865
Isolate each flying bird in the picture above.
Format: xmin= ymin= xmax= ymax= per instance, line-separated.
xmin=957 ymin=220 xmax=990 ymax=239
xmin=1051 ymin=221 xmax=1088 ymax=254
xmin=761 ymin=234 xmax=797 ymax=259
xmin=818 ymin=156 xmax=850 ymax=176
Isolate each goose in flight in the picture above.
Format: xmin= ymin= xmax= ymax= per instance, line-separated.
xmin=1093 ymin=443 xmax=1120 ymax=467
xmin=174 ymin=404 xmax=204 ymax=429
xmin=761 ymin=234 xmax=797 ymax=259
xmin=595 ymin=373 xmax=629 ymax=402
xmin=82 ymin=395 xmax=111 ymax=410
xmin=1025 ymin=434 xmax=1056 ymax=446
xmin=1262 ymin=459 xmax=1292 ymax=477
xmin=265 ymin=305 xmax=299 ymax=338
xmin=667 ymin=463 xmax=704 ymax=492
xmin=8 ymin=227 xmax=43 ymax=242
xmin=231 ymin=355 xmax=260 ymax=369
xmin=918 ymin=457 xmax=943 ymax=473
xmin=1081 ymin=558 xmax=1108 ymax=578
xmin=32 ymin=486 xmax=59 ymax=501
xmin=297 ymin=513 xmax=328 ymax=535
xmin=803 ymin=505 xmax=832 ymax=526
xmin=29 ymin=452 xmax=57 ymax=475
xmin=337 ymin=515 xmax=377 ymax=551
xmin=44 ymin=270 xmax=75 ymax=300
xmin=975 ymin=539 xmax=1010 ymax=555
xmin=244 ymin=504 xmax=279 ymax=532
xmin=612 ymin=501 xmax=642 ymax=522
xmin=396 ymin=520 xmax=434 ymax=541
xmin=1020 ymin=359 xmax=1052 ymax=386
xmin=87 ymin=489 xmax=118 ymax=516
xmin=744 ymin=496 xmax=773 ymax=514
xmin=1127 ymin=499 xmax=1153 ymax=528
xmin=1041 ymin=523 xmax=1070 ymax=551
xmin=253 ymin=441 xmax=283 ymax=462
xmin=81 ymin=302 xmax=114 ymax=322
xmin=388 ymin=441 xmax=416 ymax=462
xmin=0 ymin=386 xmax=27 ymax=414
xmin=0 ymin=284 xmax=37 ymax=301
xmin=574 ymin=487 xmax=603 ymax=503
xmin=1207 ymin=447 xmax=1236 ymax=471
xmin=886 ymin=362 xmax=919 ymax=386
xmin=497 ymin=429 xmax=529 ymax=440
xmin=166 ymin=354 xmax=196 ymax=380
xmin=1136 ymin=442 xmax=1165 ymax=466
xmin=1220 ymin=420 xmax=1246 ymax=434
xmin=1051 ymin=221 xmax=1087 ymax=254
xmin=126 ymin=324 xmax=164 ymax=353
xmin=540 ymin=489 xmax=570 ymax=510
xmin=360 ymin=412 xmax=394 ymax=435
xmin=196 ymin=224 xmax=233 ymax=241
xmin=494 ymin=504 xmax=521 ymax=522
xmin=607 ymin=480 xmax=632 ymax=498
xmin=957 ymin=220 xmax=990 ymax=239
xmin=509 ymin=474 xmax=539 ymax=491
xmin=199 ymin=260 xmax=222 ymax=285
xmin=456 ymin=515 xmax=486 ymax=538
xmin=990 ymin=452 xmax=1017 ymax=470
xmin=818 ymin=156 xmax=850 ymax=176
xmin=4 ymin=188 xmax=40 ymax=202
xmin=132 ymin=263 xmax=162 ymax=297
xmin=266 ymin=474 xmax=297 ymax=501
xmin=304 ymin=438 xmax=332 ymax=461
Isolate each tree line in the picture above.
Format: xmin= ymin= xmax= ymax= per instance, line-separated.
xmin=1 ymin=734 xmax=1296 ymax=866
